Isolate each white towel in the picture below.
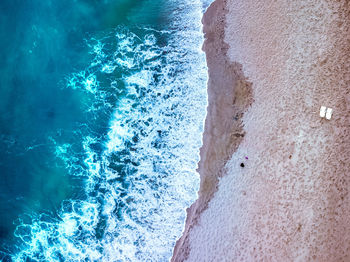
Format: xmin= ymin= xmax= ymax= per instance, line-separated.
xmin=320 ymin=106 xmax=327 ymax=118
xmin=326 ymin=107 xmax=333 ymax=120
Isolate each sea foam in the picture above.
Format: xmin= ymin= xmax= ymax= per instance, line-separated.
xmin=12 ymin=0 xmax=208 ymax=261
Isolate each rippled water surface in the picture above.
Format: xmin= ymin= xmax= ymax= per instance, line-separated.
xmin=0 ymin=0 xmax=208 ymax=261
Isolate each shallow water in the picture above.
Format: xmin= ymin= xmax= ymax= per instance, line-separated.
xmin=0 ymin=0 xmax=208 ymax=261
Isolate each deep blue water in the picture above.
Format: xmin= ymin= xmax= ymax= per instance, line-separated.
xmin=0 ymin=0 xmax=208 ymax=261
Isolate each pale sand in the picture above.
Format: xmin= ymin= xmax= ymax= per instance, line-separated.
xmin=172 ymin=0 xmax=253 ymax=260
xmin=173 ymin=0 xmax=350 ymax=261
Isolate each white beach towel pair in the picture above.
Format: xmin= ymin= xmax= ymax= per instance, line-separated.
xmin=320 ymin=106 xmax=333 ymax=120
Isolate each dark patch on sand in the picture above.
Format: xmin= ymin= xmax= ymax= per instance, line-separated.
xmin=171 ymin=0 xmax=253 ymax=260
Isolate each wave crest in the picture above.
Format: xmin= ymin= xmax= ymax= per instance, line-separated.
xmin=12 ymin=0 xmax=207 ymax=261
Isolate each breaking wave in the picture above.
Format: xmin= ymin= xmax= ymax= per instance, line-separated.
xmin=11 ymin=1 xmax=207 ymax=261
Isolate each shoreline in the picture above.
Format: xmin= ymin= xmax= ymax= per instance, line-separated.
xmin=174 ymin=0 xmax=350 ymax=261
xmin=172 ymin=0 xmax=252 ymax=260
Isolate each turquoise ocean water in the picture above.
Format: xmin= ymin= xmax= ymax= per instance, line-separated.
xmin=0 ymin=0 xmax=208 ymax=261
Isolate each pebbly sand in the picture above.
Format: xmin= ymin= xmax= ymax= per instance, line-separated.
xmin=173 ymin=0 xmax=350 ymax=261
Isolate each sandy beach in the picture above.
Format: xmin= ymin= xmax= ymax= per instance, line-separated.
xmin=173 ymin=0 xmax=350 ymax=261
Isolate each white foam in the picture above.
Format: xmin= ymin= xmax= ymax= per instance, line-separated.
xmin=101 ymin=63 xmax=116 ymax=74
xmin=13 ymin=0 xmax=208 ymax=261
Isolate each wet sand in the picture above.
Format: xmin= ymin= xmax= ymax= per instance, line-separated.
xmin=173 ymin=0 xmax=350 ymax=261
xmin=172 ymin=0 xmax=253 ymax=260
